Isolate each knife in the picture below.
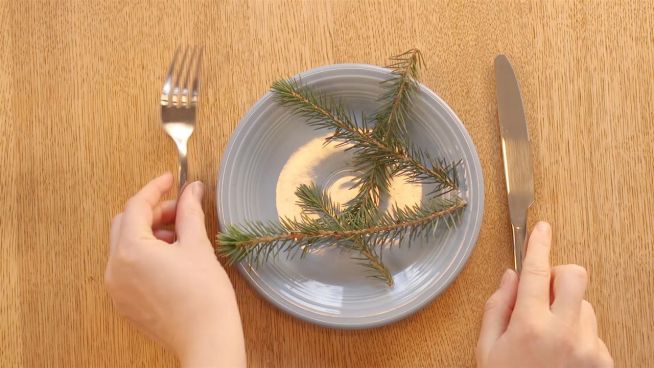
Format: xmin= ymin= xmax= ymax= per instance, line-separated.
xmin=494 ymin=55 xmax=534 ymax=273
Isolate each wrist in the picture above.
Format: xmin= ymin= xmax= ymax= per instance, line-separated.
xmin=178 ymin=324 xmax=246 ymax=368
xmin=179 ymin=339 xmax=223 ymax=368
xmin=177 ymin=295 xmax=246 ymax=368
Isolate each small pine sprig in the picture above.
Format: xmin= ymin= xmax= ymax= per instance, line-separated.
xmin=373 ymin=48 xmax=424 ymax=146
xmin=218 ymin=183 xmax=466 ymax=286
xmin=341 ymin=49 xmax=426 ymax=281
xmin=295 ymin=183 xmax=393 ymax=285
xmin=219 ymin=183 xmax=394 ymax=285
xmin=270 ymin=79 xmax=459 ymax=199
xmin=347 ymin=48 xmax=424 ymax=215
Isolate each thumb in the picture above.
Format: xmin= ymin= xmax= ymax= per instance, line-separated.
xmin=175 ymin=181 xmax=209 ymax=243
xmin=477 ymin=269 xmax=519 ymax=360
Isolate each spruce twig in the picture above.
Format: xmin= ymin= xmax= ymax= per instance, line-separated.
xmin=347 ymin=48 xmax=424 ymax=215
xmin=374 ymin=48 xmax=424 ymax=145
xmin=218 ymin=183 xmax=466 ymax=268
xmin=270 ymin=79 xmax=459 ymax=198
xmin=295 ymin=183 xmax=393 ymax=285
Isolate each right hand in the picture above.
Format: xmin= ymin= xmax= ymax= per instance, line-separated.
xmin=476 ymin=221 xmax=613 ymax=368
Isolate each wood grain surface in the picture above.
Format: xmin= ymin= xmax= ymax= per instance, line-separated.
xmin=1 ymin=1 xmax=653 ymax=367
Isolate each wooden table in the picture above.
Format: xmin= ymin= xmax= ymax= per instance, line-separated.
xmin=2 ymin=1 xmax=653 ymax=367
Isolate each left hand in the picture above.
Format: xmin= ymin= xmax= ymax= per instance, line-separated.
xmin=105 ymin=172 xmax=246 ymax=368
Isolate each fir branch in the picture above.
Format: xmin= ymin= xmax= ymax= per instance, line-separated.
xmin=373 ymin=48 xmax=424 ymax=146
xmin=294 ymin=182 xmax=342 ymax=227
xmin=347 ymin=49 xmax=424 ymax=214
xmin=294 ymin=183 xmax=393 ymax=286
xmin=271 ymin=79 xmax=459 ymax=199
xmin=219 ymin=184 xmax=395 ymax=285
xmin=217 ymin=184 xmax=466 ymax=270
xmin=271 ymin=79 xmax=362 ymax=138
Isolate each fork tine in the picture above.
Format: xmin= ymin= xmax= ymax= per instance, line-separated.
xmin=172 ymin=46 xmax=190 ymax=107
xmin=190 ymin=46 xmax=203 ymax=106
xmin=161 ymin=46 xmax=181 ymax=104
xmin=181 ymin=46 xmax=198 ymax=108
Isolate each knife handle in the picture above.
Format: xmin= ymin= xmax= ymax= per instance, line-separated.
xmin=512 ymin=223 xmax=527 ymax=273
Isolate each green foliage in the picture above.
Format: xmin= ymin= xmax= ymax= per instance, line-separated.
xmin=217 ymin=49 xmax=466 ymax=286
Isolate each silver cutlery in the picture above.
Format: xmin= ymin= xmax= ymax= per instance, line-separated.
xmin=494 ymin=54 xmax=534 ymax=273
xmin=160 ymin=46 xmax=203 ymax=194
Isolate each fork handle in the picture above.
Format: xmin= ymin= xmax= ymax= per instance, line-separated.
xmin=178 ymin=151 xmax=188 ymax=193
xmin=174 ymin=140 xmax=188 ymax=194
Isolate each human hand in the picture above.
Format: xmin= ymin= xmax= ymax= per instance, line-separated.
xmin=476 ymin=222 xmax=613 ymax=368
xmin=105 ymin=172 xmax=246 ymax=368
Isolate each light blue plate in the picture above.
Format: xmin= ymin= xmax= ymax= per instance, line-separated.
xmin=217 ymin=64 xmax=484 ymax=329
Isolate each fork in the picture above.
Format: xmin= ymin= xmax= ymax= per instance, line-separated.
xmin=160 ymin=46 xmax=202 ymax=194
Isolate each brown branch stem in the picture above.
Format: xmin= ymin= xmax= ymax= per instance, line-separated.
xmin=228 ymin=200 xmax=466 ymax=250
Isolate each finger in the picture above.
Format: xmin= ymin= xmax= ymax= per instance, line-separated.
xmin=573 ymin=301 xmax=606 ymax=367
xmin=597 ymin=339 xmax=614 ymax=367
xmin=579 ymin=300 xmax=598 ymax=336
xmin=109 ymin=213 xmax=123 ymax=255
xmin=551 ymin=265 xmax=588 ymax=322
xmin=515 ymin=221 xmax=552 ymax=312
xmin=153 ymin=229 xmax=176 ymax=244
xmin=121 ymin=172 xmax=174 ymax=239
xmin=477 ymin=269 xmax=519 ymax=359
xmin=152 ymin=200 xmax=177 ymax=228
xmin=175 ymin=181 xmax=209 ymax=244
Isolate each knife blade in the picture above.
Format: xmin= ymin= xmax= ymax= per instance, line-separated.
xmin=494 ymin=54 xmax=534 ymax=273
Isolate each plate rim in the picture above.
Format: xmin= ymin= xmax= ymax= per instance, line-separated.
xmin=216 ymin=63 xmax=485 ymax=329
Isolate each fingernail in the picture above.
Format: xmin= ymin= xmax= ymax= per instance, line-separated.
xmin=500 ymin=269 xmax=513 ymax=287
xmin=192 ymin=181 xmax=205 ymax=200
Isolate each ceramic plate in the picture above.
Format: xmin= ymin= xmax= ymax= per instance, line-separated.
xmin=217 ymin=64 xmax=484 ymax=329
